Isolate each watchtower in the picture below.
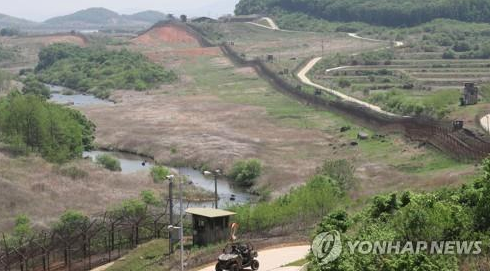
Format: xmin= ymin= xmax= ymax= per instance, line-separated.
xmin=461 ymin=82 xmax=479 ymax=106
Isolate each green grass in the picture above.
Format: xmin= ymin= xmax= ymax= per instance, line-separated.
xmin=106 ymin=239 xmax=169 ymax=271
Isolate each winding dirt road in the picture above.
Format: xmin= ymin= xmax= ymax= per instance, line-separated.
xmin=246 ymin=17 xmax=405 ymax=118
xmin=197 ymin=245 xmax=310 ymax=271
xmin=247 ymin=17 xmax=280 ymax=31
xmin=296 ymin=57 xmax=398 ymax=116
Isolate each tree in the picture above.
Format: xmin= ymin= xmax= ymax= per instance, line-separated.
xmin=229 ymin=159 xmax=262 ymax=187
xmin=180 ymin=15 xmax=187 ymax=23
xmin=0 ymin=92 xmax=92 ymax=162
xmin=54 ymin=210 xmax=89 ymax=234
xmin=151 ymin=166 xmax=171 ymax=183
xmin=0 ymin=28 xmax=19 ymax=36
xmin=22 ymin=75 xmax=50 ymax=99
xmin=140 ymin=190 xmax=159 ymax=206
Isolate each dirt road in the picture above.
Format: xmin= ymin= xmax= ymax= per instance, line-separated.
xmin=247 ymin=17 xmax=280 ymax=31
xmin=296 ymin=57 xmax=399 ymax=116
xmin=197 ymin=245 xmax=310 ymax=271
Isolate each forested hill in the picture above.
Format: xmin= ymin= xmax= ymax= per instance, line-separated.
xmin=235 ymin=0 xmax=490 ymax=27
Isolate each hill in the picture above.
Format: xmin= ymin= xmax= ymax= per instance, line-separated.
xmin=0 ymin=13 xmax=37 ymax=28
xmin=43 ymin=8 xmax=167 ymax=29
xmin=235 ymin=0 xmax=490 ymax=27
xmin=123 ymin=10 xmax=168 ymax=23
xmin=44 ymin=7 xmax=125 ymax=26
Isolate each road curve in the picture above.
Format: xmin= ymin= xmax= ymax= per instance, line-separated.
xmin=196 ymin=245 xmax=310 ymax=271
xmin=247 ymin=17 xmax=280 ymax=31
xmin=245 ymin=17 xmax=404 ymax=117
xmin=297 ymin=57 xmax=399 ymax=117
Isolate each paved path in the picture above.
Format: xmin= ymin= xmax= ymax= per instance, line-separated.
xmin=197 ymin=245 xmax=310 ymax=271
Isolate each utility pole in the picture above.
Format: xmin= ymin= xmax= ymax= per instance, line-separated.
xmin=214 ymin=172 xmax=218 ymax=209
xmin=204 ymin=169 xmax=221 ymax=209
xmin=179 ymin=177 xmax=184 ymax=271
xmin=167 ymin=175 xmax=174 ymax=254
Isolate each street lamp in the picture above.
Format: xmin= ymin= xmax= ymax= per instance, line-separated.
xmin=166 ymin=174 xmax=184 ymax=271
xmin=166 ymin=175 xmax=175 ymax=254
xmin=204 ymin=169 xmax=221 ymax=209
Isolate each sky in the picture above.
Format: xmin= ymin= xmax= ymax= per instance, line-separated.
xmin=0 ymin=0 xmax=240 ymax=22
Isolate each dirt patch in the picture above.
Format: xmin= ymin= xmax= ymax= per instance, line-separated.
xmin=132 ymin=25 xmax=200 ymax=46
xmin=144 ymin=47 xmax=221 ymax=59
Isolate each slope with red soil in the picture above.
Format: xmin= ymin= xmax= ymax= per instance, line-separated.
xmin=132 ymin=24 xmax=200 ymax=46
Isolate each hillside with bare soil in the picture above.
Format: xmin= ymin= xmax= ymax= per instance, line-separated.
xmin=132 ymin=24 xmax=200 ymax=46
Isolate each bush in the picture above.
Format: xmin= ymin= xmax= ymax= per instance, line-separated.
xmin=151 ymin=166 xmax=171 ymax=183
xmin=22 ymin=75 xmax=50 ymax=99
xmin=316 ymin=159 xmax=356 ymax=191
xmin=442 ymin=49 xmax=456 ymax=59
xmin=229 ymin=159 xmax=262 ymax=187
xmin=338 ymin=78 xmax=351 ymax=88
xmin=96 ymin=154 xmax=121 ymax=171
xmin=230 ymin=174 xmax=345 ymax=232
xmin=453 ymin=41 xmax=471 ymax=52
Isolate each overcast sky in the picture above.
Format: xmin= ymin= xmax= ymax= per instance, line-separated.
xmin=0 ymin=0 xmax=240 ymax=22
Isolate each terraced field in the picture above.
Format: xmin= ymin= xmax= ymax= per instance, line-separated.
xmin=311 ymin=51 xmax=490 ymax=121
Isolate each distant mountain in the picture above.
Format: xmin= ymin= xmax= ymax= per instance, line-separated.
xmin=44 ymin=8 xmax=124 ymax=26
xmin=0 ymin=13 xmax=37 ymax=28
xmin=123 ymin=10 xmax=168 ymax=23
xmin=43 ymin=8 xmax=168 ymax=29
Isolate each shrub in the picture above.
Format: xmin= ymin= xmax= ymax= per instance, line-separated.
xmin=96 ymin=154 xmax=121 ymax=171
xmin=316 ymin=159 xmax=356 ymax=191
xmin=22 ymin=75 xmax=50 ymax=99
xmin=453 ymin=41 xmax=471 ymax=52
xmin=338 ymin=78 xmax=351 ymax=88
xmin=442 ymin=49 xmax=456 ymax=59
xmin=229 ymin=159 xmax=262 ymax=187
xmin=151 ymin=166 xmax=171 ymax=183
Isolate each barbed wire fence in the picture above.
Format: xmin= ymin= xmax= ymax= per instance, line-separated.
xmin=0 ymin=197 xmax=199 ymax=271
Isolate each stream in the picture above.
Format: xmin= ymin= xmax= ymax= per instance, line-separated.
xmin=48 ymin=85 xmax=114 ymax=106
xmin=83 ymin=150 xmax=253 ymax=208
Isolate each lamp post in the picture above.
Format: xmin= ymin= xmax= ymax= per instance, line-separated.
xmin=167 ymin=174 xmax=184 ymax=271
xmin=166 ymin=175 xmax=175 ymax=254
xmin=204 ymin=169 xmax=221 ymax=209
